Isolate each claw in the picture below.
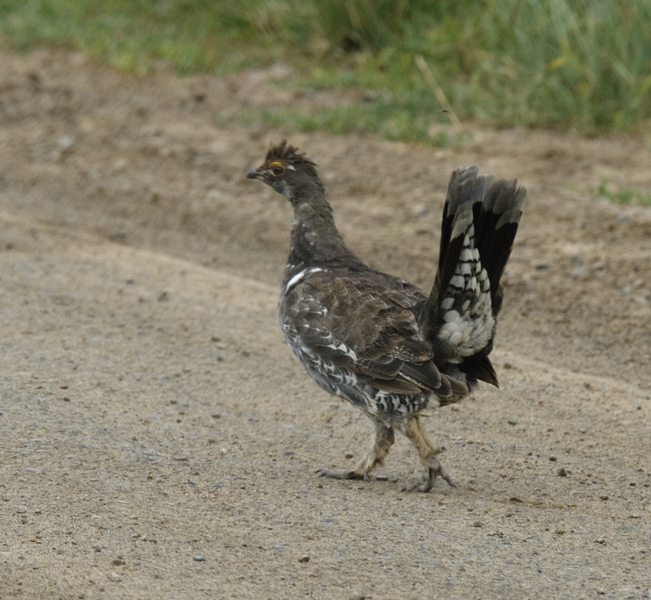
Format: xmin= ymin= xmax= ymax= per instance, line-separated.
xmin=318 ymin=468 xmax=365 ymax=480
xmin=401 ymin=455 xmax=456 ymax=492
xmin=401 ymin=480 xmax=428 ymax=493
xmin=426 ymin=453 xmax=456 ymax=489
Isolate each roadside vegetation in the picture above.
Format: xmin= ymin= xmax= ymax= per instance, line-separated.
xmin=1 ymin=0 xmax=650 ymax=144
xmin=596 ymin=181 xmax=651 ymax=207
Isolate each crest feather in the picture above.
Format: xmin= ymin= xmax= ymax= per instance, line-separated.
xmin=265 ymin=140 xmax=317 ymax=169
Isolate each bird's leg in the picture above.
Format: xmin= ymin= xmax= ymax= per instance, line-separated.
xmin=402 ymin=416 xmax=456 ymax=492
xmin=320 ymin=420 xmax=395 ymax=480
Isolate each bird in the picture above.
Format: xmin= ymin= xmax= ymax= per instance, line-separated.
xmin=247 ymin=141 xmax=525 ymax=491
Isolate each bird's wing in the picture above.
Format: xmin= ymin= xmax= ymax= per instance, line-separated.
xmin=280 ymin=270 xmax=461 ymax=397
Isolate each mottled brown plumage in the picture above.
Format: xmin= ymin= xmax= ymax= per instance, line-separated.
xmin=247 ymin=141 xmax=525 ymax=491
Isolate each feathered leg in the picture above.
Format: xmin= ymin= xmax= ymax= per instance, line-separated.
xmin=403 ymin=416 xmax=455 ymax=491
xmin=320 ymin=420 xmax=394 ymax=480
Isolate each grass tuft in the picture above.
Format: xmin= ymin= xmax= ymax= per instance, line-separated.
xmin=596 ymin=181 xmax=651 ymax=207
xmin=1 ymin=0 xmax=650 ymax=138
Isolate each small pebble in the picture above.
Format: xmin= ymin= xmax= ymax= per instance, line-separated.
xmin=472 ymin=521 xmax=482 ymax=527
xmin=557 ymin=467 xmax=567 ymax=477
xmin=193 ymin=555 xmax=206 ymax=562
xmin=107 ymin=573 xmax=121 ymax=582
xmin=298 ymin=555 xmax=310 ymax=563
xmin=58 ymin=135 xmax=74 ymax=150
xmin=345 ymin=452 xmax=354 ymax=459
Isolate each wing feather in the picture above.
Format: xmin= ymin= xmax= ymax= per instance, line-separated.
xmin=280 ymin=269 xmax=461 ymax=397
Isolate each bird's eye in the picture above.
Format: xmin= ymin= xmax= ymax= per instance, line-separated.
xmin=268 ymin=161 xmax=285 ymax=176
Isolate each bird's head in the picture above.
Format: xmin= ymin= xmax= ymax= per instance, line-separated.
xmin=246 ymin=140 xmax=323 ymax=201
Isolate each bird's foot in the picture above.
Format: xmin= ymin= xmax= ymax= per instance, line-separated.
xmin=401 ymin=480 xmax=430 ymax=493
xmin=318 ymin=468 xmax=367 ymax=480
xmin=402 ymin=454 xmax=456 ymax=492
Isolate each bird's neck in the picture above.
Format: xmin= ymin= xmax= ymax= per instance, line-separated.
xmin=285 ymin=185 xmax=362 ymax=279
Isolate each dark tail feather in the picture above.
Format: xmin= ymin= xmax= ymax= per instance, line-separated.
xmin=423 ymin=165 xmax=525 ymax=386
xmin=460 ymin=352 xmax=499 ymax=388
xmin=472 ymin=179 xmax=526 ymax=308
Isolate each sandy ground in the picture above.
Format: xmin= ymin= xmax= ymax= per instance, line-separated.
xmin=1 ymin=49 xmax=651 ymax=599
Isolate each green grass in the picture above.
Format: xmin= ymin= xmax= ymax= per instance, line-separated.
xmin=249 ymin=93 xmax=464 ymax=147
xmin=1 ymin=0 xmax=651 ymax=140
xmin=0 ymin=0 xmax=271 ymax=73
xmin=596 ymin=181 xmax=651 ymax=206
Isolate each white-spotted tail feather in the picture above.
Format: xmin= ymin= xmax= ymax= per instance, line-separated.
xmin=437 ymin=223 xmax=495 ymax=356
xmin=423 ymin=165 xmax=525 ymax=385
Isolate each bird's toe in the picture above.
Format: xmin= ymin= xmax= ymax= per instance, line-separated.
xmin=426 ymin=454 xmax=456 ymax=488
xmin=318 ymin=468 xmax=363 ymax=480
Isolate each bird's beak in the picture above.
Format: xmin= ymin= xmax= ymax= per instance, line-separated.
xmin=246 ymin=167 xmax=263 ymax=180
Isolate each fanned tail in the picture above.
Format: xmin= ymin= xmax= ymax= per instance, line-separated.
xmin=423 ymin=166 xmax=525 ymax=387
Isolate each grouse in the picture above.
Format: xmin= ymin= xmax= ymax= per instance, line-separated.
xmin=247 ymin=141 xmax=525 ymax=491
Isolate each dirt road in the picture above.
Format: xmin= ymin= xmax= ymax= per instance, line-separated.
xmin=1 ymin=50 xmax=650 ymax=599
